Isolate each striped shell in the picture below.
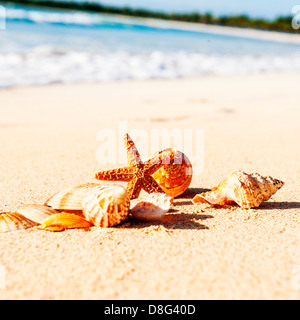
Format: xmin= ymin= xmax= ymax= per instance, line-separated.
xmin=40 ymin=212 xmax=93 ymax=232
xmin=131 ymin=193 xmax=173 ymax=221
xmin=44 ymin=183 xmax=99 ymax=210
xmin=192 ymin=170 xmax=284 ymax=209
xmin=82 ymin=185 xmax=130 ymax=227
xmin=0 ymin=212 xmax=37 ymax=233
xmin=151 ymin=148 xmax=193 ymax=198
xmin=17 ymin=204 xmax=58 ymax=224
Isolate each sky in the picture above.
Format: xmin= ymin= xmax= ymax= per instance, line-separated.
xmin=97 ymin=0 xmax=297 ymax=19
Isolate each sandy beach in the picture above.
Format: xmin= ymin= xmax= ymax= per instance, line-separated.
xmin=0 ymin=73 xmax=300 ymax=299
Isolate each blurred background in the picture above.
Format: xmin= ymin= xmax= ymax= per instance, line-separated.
xmin=0 ymin=0 xmax=299 ymax=88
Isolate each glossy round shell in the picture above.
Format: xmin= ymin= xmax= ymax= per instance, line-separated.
xmin=152 ymin=148 xmax=193 ymax=198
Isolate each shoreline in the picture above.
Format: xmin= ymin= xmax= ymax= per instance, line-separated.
xmin=2 ymin=0 xmax=298 ymax=39
xmin=3 ymin=3 xmax=300 ymax=44
xmin=1 ymin=71 xmax=300 ymax=91
xmin=109 ymin=14 xmax=300 ymax=44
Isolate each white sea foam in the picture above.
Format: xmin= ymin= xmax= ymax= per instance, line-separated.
xmin=1 ymin=6 xmax=300 ymax=87
xmin=5 ymin=7 xmax=102 ymax=26
xmin=1 ymin=47 xmax=300 ymax=88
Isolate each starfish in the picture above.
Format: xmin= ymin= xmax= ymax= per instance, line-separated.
xmin=95 ymin=133 xmax=169 ymax=200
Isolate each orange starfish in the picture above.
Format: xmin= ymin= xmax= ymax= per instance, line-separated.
xmin=95 ymin=133 xmax=171 ymax=200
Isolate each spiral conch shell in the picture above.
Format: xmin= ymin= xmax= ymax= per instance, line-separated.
xmin=192 ymin=170 xmax=284 ymax=209
xmin=82 ymin=185 xmax=130 ymax=227
xmin=151 ymin=148 xmax=193 ymax=198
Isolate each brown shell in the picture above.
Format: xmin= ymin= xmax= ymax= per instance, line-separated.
xmin=192 ymin=170 xmax=284 ymax=209
xmin=17 ymin=204 xmax=58 ymax=224
xmin=82 ymin=185 xmax=130 ymax=227
xmin=44 ymin=183 xmax=99 ymax=210
xmin=0 ymin=212 xmax=38 ymax=233
xmin=40 ymin=212 xmax=93 ymax=232
xmin=151 ymin=148 xmax=193 ymax=198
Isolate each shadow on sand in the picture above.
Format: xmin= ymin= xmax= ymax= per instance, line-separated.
xmin=119 ymin=187 xmax=214 ymax=230
xmin=121 ymin=210 xmax=213 ymax=230
xmin=256 ymin=201 xmax=300 ymax=210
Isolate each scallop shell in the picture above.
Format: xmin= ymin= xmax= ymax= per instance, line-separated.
xmin=40 ymin=212 xmax=93 ymax=232
xmin=151 ymin=148 xmax=193 ymax=198
xmin=192 ymin=170 xmax=284 ymax=209
xmin=82 ymin=185 xmax=130 ymax=227
xmin=17 ymin=204 xmax=58 ymax=224
xmin=131 ymin=193 xmax=173 ymax=222
xmin=44 ymin=183 xmax=99 ymax=210
xmin=0 ymin=212 xmax=38 ymax=233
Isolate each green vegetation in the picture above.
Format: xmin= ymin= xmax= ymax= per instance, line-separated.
xmin=1 ymin=0 xmax=296 ymax=33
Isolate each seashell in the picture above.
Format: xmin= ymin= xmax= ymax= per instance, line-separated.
xmin=44 ymin=183 xmax=99 ymax=210
xmin=0 ymin=212 xmax=38 ymax=233
xmin=17 ymin=204 xmax=58 ymax=224
xmin=82 ymin=185 xmax=130 ymax=227
xmin=151 ymin=148 xmax=193 ymax=198
xmin=131 ymin=193 xmax=173 ymax=222
xmin=192 ymin=170 xmax=284 ymax=209
xmin=40 ymin=212 xmax=93 ymax=232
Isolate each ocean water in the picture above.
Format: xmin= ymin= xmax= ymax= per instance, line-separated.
xmin=1 ymin=4 xmax=300 ymax=87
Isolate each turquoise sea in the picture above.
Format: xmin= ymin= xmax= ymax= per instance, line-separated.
xmin=1 ymin=4 xmax=300 ymax=87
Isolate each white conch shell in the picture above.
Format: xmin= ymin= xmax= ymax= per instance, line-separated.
xmin=0 ymin=212 xmax=38 ymax=233
xmin=44 ymin=183 xmax=99 ymax=210
xmin=82 ymin=185 xmax=130 ymax=227
xmin=17 ymin=204 xmax=58 ymax=224
xmin=131 ymin=193 xmax=173 ymax=221
xmin=192 ymin=170 xmax=284 ymax=209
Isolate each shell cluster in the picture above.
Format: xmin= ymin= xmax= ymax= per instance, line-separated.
xmin=192 ymin=170 xmax=284 ymax=209
xmin=0 ymin=182 xmax=174 ymax=233
xmin=0 ymin=133 xmax=286 ymax=233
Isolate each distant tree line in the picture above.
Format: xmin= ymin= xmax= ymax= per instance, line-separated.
xmin=1 ymin=0 xmax=296 ymax=33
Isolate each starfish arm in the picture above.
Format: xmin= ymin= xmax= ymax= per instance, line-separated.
xmin=144 ymin=160 xmax=164 ymax=176
xmin=95 ymin=167 xmax=135 ymax=182
xmin=144 ymin=148 xmax=175 ymax=175
xmin=127 ymin=176 xmax=142 ymax=200
xmin=123 ymin=133 xmax=143 ymax=167
xmin=142 ymin=175 xmax=164 ymax=194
